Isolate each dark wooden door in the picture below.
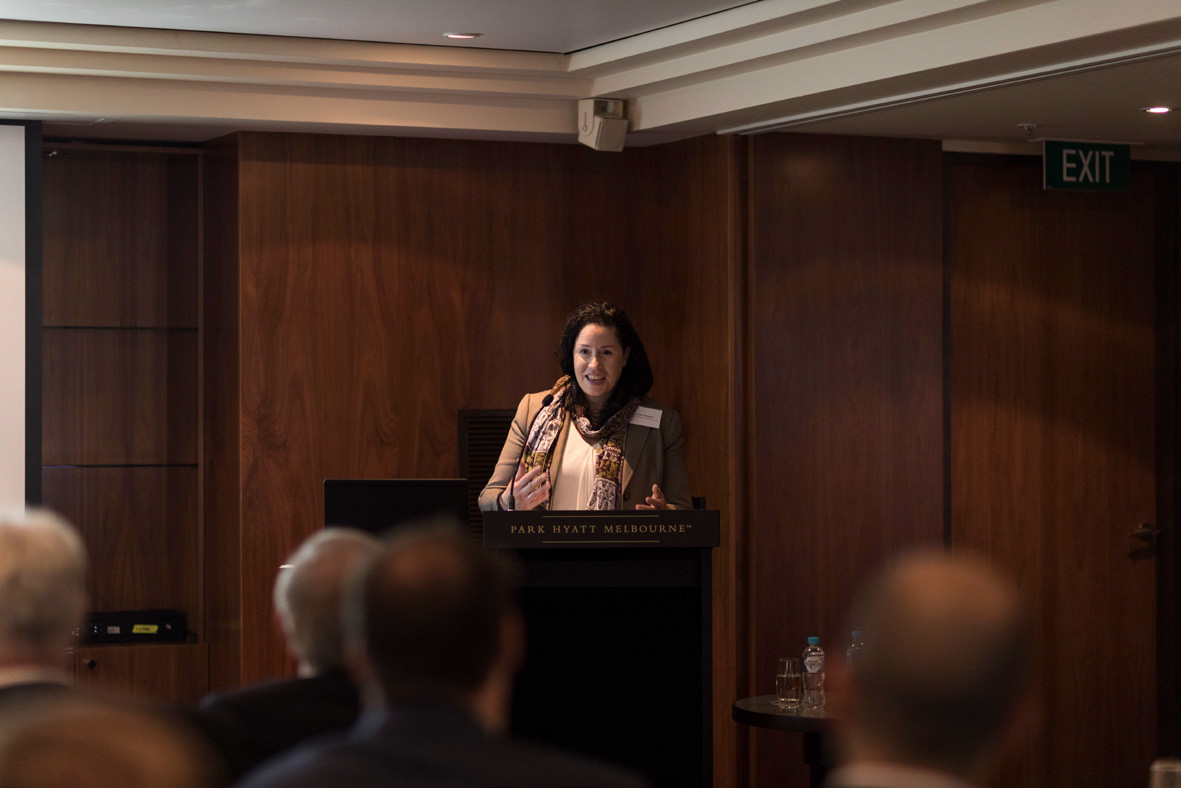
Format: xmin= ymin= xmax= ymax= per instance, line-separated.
xmin=948 ymin=156 xmax=1161 ymax=787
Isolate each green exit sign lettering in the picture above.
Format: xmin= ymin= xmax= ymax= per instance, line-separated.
xmin=1043 ymin=140 xmax=1130 ymax=192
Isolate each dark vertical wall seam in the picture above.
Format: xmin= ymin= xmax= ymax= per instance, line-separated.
xmin=942 ymin=153 xmax=953 ymax=548
xmin=22 ymin=121 xmax=42 ymax=505
xmin=1153 ymin=160 xmax=1180 ymax=757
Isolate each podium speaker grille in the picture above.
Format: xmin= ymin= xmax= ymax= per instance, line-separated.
xmin=457 ymin=409 xmax=513 ymax=541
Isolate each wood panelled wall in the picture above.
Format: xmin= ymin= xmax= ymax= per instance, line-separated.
xmin=42 ymin=148 xmax=204 ymax=647
xmin=43 ymin=151 xmax=198 ymax=329
xmin=745 ymin=135 xmax=945 ymax=787
xmin=203 ymin=132 xmax=744 ymax=782
xmin=198 ymin=130 xmax=1178 ymax=788
xmin=948 ymin=156 xmax=1166 ymax=787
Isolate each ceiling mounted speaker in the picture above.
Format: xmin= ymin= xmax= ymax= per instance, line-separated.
xmin=578 ymin=98 xmax=628 ymax=152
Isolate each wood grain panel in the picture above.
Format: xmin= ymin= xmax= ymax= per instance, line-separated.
xmin=747 ymin=134 xmax=944 ymax=787
xmin=948 ymin=156 xmax=1159 ymax=787
xmin=43 ymin=149 xmax=198 ymax=328
xmin=74 ymin=643 xmax=209 ymax=704
xmin=201 ymin=137 xmax=242 ymax=692
xmin=42 ymin=466 xmax=200 ymax=619
xmin=42 ymin=329 xmax=197 ymax=465
xmin=209 ymin=132 xmax=744 ymax=785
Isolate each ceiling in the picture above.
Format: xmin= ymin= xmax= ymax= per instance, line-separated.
xmin=0 ymin=0 xmax=756 ymax=54
xmin=0 ymin=0 xmax=1178 ymax=155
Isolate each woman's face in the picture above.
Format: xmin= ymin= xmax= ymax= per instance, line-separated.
xmin=572 ymin=323 xmax=630 ymax=411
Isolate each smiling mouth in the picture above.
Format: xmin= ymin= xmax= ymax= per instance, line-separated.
xmin=585 ymin=375 xmax=606 ymax=385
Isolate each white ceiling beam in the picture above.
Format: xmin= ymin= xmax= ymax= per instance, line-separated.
xmin=1 ymin=0 xmax=1179 ymax=142
xmin=613 ymin=0 xmax=1181 ymax=132
xmin=0 ymin=71 xmax=577 ymax=137
xmin=0 ymin=46 xmax=587 ymax=100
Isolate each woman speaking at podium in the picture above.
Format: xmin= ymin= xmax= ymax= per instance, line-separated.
xmin=479 ymin=302 xmax=690 ymax=512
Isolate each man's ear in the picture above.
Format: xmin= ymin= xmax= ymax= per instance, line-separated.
xmin=343 ymin=637 xmax=382 ymax=708
xmin=273 ymin=609 xmax=300 ymax=674
xmin=272 ymin=608 xmax=289 ymax=643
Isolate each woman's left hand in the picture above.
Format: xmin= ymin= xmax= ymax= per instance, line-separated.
xmin=636 ymin=484 xmax=671 ymax=510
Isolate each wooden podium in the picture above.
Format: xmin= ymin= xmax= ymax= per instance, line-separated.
xmin=484 ymin=510 xmax=719 ymax=788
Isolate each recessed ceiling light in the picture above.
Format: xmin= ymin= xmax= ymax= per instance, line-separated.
xmin=1142 ymin=106 xmax=1172 ymax=114
xmin=444 ymin=33 xmax=483 ymax=39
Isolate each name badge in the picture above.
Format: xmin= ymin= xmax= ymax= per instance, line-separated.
xmin=630 ymin=406 xmax=662 ymax=429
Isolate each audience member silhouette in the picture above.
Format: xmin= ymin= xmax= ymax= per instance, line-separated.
xmin=0 ymin=694 xmax=222 ymax=788
xmin=0 ymin=508 xmax=87 ymax=708
xmin=240 ymin=523 xmax=648 ymax=788
xmin=826 ymin=549 xmax=1034 ymax=788
xmin=199 ymin=527 xmax=380 ymax=778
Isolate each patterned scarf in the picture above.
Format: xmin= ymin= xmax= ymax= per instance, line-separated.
xmin=520 ymin=376 xmax=641 ymax=510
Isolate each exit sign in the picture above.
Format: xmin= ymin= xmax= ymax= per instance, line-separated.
xmin=1043 ymin=140 xmax=1130 ymax=192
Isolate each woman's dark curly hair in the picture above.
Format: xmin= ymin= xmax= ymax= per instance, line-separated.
xmin=557 ymin=302 xmax=653 ymax=423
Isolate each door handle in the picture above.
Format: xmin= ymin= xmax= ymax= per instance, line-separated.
xmin=1128 ymin=523 xmax=1161 ymax=560
xmin=1129 ymin=523 xmax=1161 ymax=541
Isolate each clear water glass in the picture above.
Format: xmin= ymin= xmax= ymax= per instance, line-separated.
xmin=775 ymin=657 xmax=802 ymax=708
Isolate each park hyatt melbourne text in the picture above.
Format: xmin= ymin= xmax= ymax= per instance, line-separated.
xmin=511 ymin=523 xmax=692 ymax=535
xmin=482 ymin=510 xmax=720 ymax=549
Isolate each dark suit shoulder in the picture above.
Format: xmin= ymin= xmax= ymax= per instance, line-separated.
xmin=238 ymin=704 xmax=648 ymax=788
xmin=638 ymin=394 xmax=668 ymax=410
xmin=238 ymin=735 xmax=478 ymax=788
xmin=637 ymin=396 xmax=681 ymax=423
xmin=195 ymin=671 xmax=360 ymax=781
xmin=203 ymin=671 xmax=355 ymax=714
xmin=472 ymin=736 xmax=650 ymax=788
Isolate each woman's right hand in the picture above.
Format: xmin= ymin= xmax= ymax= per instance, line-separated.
xmin=501 ymin=463 xmax=551 ymax=511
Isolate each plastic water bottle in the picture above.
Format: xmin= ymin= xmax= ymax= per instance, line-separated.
xmin=846 ymin=630 xmax=863 ymax=671
xmin=802 ymin=636 xmax=825 ymax=710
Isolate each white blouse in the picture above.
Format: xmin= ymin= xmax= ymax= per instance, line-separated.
xmin=550 ymin=427 xmax=600 ymax=510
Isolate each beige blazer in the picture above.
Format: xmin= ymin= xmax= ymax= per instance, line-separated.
xmin=478 ymin=391 xmax=691 ymax=511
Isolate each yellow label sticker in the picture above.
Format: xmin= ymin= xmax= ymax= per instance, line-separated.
xmin=132 ymin=624 xmax=158 ymax=634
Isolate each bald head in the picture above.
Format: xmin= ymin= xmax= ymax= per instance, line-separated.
xmin=274 ymin=528 xmax=381 ymax=675
xmin=0 ymin=508 xmax=88 ymax=664
xmin=845 ymin=549 xmax=1030 ymax=776
xmin=0 ymin=696 xmax=221 ymax=788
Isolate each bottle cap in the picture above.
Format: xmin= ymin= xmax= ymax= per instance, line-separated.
xmin=807 ymin=636 xmax=819 ymax=645
xmin=852 ymin=630 xmax=862 ymax=639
